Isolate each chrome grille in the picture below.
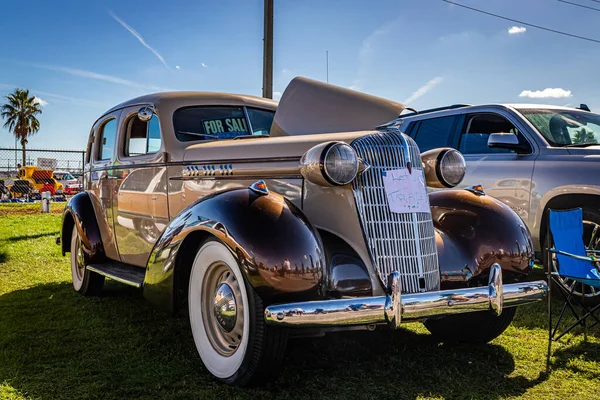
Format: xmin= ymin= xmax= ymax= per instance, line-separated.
xmin=351 ymin=130 xmax=440 ymax=293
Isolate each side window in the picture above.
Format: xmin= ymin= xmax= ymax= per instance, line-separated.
xmin=459 ymin=114 xmax=524 ymax=154
xmin=247 ymin=108 xmax=275 ymax=136
xmin=124 ymin=114 xmax=161 ymax=156
xmin=98 ymin=119 xmax=117 ymax=161
xmin=413 ymin=116 xmax=457 ymax=152
xmin=174 ymin=106 xmax=250 ymax=141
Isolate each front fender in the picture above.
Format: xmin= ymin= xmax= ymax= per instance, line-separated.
xmin=430 ymin=190 xmax=534 ymax=288
xmin=61 ymin=192 xmax=104 ymax=261
xmin=144 ymin=187 xmax=326 ymax=312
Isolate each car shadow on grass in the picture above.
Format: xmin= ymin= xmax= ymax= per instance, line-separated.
xmin=0 ymin=282 xmax=548 ymax=400
xmin=5 ymin=231 xmax=60 ymax=242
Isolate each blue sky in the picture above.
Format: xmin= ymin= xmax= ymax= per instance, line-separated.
xmin=1 ymin=0 xmax=599 ymax=149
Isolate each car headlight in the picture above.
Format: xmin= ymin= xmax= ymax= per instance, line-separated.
xmin=438 ymin=149 xmax=466 ymax=187
xmin=421 ymin=148 xmax=466 ymax=188
xmin=300 ymin=142 xmax=359 ymax=186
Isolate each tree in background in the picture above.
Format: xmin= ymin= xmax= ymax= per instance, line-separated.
xmin=1 ymin=88 xmax=43 ymax=167
xmin=572 ymin=128 xmax=598 ymax=145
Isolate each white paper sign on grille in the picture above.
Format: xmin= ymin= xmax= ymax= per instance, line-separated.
xmin=382 ymin=169 xmax=430 ymax=214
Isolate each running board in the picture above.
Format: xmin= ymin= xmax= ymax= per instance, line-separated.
xmin=87 ymin=262 xmax=145 ymax=288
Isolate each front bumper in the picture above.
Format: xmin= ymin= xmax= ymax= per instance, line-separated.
xmin=264 ymin=264 xmax=547 ymax=328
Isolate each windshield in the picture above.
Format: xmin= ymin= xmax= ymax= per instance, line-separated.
xmin=518 ymin=108 xmax=600 ymax=147
xmin=173 ymin=106 xmax=275 ymax=142
xmin=54 ymin=173 xmax=74 ymax=180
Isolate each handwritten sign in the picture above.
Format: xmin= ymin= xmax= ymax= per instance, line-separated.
xmin=382 ymin=169 xmax=430 ymax=214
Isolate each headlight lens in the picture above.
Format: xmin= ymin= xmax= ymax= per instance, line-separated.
xmin=323 ymin=143 xmax=359 ymax=185
xmin=439 ymin=149 xmax=466 ymax=187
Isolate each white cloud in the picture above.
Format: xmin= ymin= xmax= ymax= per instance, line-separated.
xmin=175 ymin=65 xmax=181 ymax=70
xmin=33 ymin=96 xmax=47 ymax=107
xmin=519 ymin=88 xmax=572 ymax=99
xmin=201 ymin=63 xmax=208 ymax=68
xmin=33 ymin=90 xmax=102 ymax=106
xmin=273 ymin=91 xmax=282 ymax=100
xmin=29 ymin=63 xmax=167 ymax=91
xmin=404 ymin=77 xmax=444 ymax=104
xmin=508 ymin=26 xmax=526 ymax=35
xmin=109 ymin=11 xmax=169 ymax=70
xmin=348 ymin=85 xmax=361 ymax=91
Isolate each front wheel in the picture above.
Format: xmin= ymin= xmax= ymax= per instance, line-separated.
xmin=188 ymin=239 xmax=288 ymax=386
xmin=423 ymin=307 xmax=517 ymax=343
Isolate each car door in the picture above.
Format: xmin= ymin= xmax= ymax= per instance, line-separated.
xmin=456 ymin=112 xmax=537 ymax=222
xmin=113 ymin=106 xmax=167 ymax=267
xmin=89 ymin=111 xmax=122 ymax=261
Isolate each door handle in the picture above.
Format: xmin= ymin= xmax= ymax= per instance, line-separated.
xmin=100 ymin=175 xmax=118 ymax=180
xmin=151 ymin=196 xmax=158 ymax=200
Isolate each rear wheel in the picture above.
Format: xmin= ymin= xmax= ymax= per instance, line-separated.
xmin=70 ymin=228 xmax=104 ymax=296
xmin=424 ymin=307 xmax=517 ymax=343
xmin=188 ymin=239 xmax=287 ymax=386
xmin=543 ymin=207 xmax=600 ymax=299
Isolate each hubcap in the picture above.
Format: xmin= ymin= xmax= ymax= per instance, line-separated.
xmin=201 ymin=262 xmax=244 ymax=357
xmin=74 ymin=236 xmax=85 ymax=281
xmin=213 ymin=283 xmax=237 ymax=332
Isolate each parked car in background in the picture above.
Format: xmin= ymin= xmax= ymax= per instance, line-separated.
xmin=10 ymin=166 xmax=63 ymax=196
xmin=59 ymin=77 xmax=547 ymax=386
xmin=53 ymin=170 xmax=82 ymax=195
xmin=398 ymin=103 xmax=600 ymax=297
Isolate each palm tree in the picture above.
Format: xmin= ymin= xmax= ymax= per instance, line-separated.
xmin=1 ymin=88 xmax=43 ymax=166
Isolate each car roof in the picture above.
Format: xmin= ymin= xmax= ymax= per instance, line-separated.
xmin=399 ymin=103 xmax=588 ymax=121
xmin=100 ymin=91 xmax=278 ymax=120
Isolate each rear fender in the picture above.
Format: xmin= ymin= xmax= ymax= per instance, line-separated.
xmin=144 ymin=187 xmax=326 ymax=313
xmin=430 ymin=189 xmax=534 ymax=288
xmin=61 ymin=192 xmax=104 ymax=261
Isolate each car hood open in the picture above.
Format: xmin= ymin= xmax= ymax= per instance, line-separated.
xmin=269 ymin=76 xmax=406 ymax=137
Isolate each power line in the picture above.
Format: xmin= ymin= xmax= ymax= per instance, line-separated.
xmin=441 ymin=0 xmax=600 ymax=44
xmin=558 ymin=0 xmax=600 ymax=12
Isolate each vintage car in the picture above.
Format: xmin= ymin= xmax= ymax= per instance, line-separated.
xmin=53 ymin=170 xmax=82 ymax=195
xmin=59 ymin=77 xmax=547 ymax=386
xmin=11 ymin=165 xmax=64 ymax=195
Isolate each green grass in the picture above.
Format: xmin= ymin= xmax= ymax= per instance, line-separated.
xmin=0 ymin=203 xmax=599 ymax=399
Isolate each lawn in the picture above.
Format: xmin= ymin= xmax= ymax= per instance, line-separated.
xmin=0 ymin=203 xmax=599 ymax=399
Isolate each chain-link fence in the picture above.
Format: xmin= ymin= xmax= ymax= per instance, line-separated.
xmin=0 ymin=148 xmax=85 ymax=201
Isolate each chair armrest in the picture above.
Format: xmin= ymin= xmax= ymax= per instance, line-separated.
xmin=549 ymin=248 xmax=596 ymax=263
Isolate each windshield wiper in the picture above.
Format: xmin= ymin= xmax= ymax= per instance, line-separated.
xmin=563 ymin=143 xmax=600 ymax=148
xmin=177 ymin=131 xmax=219 ymax=139
xmin=233 ymin=134 xmax=269 ymax=140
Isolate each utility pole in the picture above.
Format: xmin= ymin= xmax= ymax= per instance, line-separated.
xmin=262 ymin=0 xmax=274 ymax=99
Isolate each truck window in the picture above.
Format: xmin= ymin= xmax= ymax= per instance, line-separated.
xmin=413 ymin=116 xmax=457 ymax=152
xmin=459 ymin=113 xmax=528 ymax=154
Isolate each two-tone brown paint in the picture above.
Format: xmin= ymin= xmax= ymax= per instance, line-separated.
xmin=144 ymin=187 xmax=326 ymax=312
xmin=430 ymin=189 xmax=534 ymax=289
xmin=61 ymin=192 xmax=105 ymax=262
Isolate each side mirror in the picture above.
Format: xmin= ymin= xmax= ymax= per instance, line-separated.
xmin=137 ymin=105 xmax=155 ymax=122
xmin=487 ymin=133 xmax=530 ymax=154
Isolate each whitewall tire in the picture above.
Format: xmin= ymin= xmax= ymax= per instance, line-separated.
xmin=70 ymin=228 xmax=104 ymax=295
xmin=188 ymin=239 xmax=287 ymax=386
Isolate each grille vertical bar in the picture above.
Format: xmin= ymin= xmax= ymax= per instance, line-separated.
xmin=351 ymin=130 xmax=440 ymax=293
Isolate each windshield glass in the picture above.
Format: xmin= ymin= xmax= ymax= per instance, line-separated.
xmin=519 ymin=108 xmax=600 ymax=147
xmin=173 ymin=106 xmax=275 ymax=142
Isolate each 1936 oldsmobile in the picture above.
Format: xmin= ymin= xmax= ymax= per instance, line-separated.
xmin=60 ymin=77 xmax=548 ymax=386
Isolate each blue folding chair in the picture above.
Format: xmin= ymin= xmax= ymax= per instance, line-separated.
xmin=546 ymin=208 xmax=600 ymax=367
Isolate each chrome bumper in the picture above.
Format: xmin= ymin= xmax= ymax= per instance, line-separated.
xmin=264 ymin=264 xmax=548 ymax=328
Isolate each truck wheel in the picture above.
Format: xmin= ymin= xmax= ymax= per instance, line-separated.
xmin=188 ymin=239 xmax=288 ymax=386
xmin=70 ymin=228 xmax=105 ymax=295
xmin=423 ymin=307 xmax=516 ymax=343
xmin=543 ymin=207 xmax=600 ymax=299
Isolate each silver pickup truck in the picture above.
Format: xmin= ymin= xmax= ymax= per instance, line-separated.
xmin=398 ymin=104 xmax=600 ymax=297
